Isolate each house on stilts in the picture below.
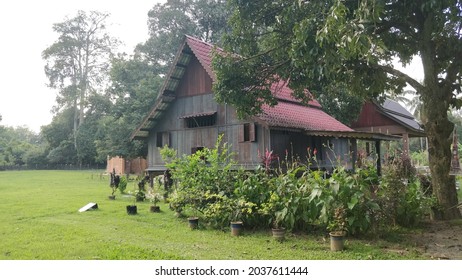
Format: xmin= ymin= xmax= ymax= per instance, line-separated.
xmin=131 ymin=36 xmax=399 ymax=178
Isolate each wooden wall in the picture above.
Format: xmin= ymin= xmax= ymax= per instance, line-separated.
xmin=351 ymin=102 xmax=401 ymax=127
xmin=176 ymin=55 xmax=213 ymax=97
xmin=147 ymin=92 xmax=268 ymax=170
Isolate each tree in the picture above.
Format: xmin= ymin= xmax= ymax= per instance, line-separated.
xmin=135 ymin=0 xmax=230 ymax=67
xmin=0 ymin=125 xmax=44 ymax=167
xmin=316 ymin=85 xmax=364 ymax=126
xmin=96 ymin=55 xmax=164 ymax=161
xmin=42 ymin=10 xmax=119 ymax=156
xmin=213 ymin=0 xmax=461 ymax=219
xmin=41 ymin=108 xmax=77 ymax=164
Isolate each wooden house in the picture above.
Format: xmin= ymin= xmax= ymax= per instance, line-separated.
xmin=350 ymin=99 xmax=426 ymax=155
xmin=131 ymin=36 xmax=396 ymax=176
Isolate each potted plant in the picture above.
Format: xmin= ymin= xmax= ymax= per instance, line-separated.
xmin=135 ymin=189 xmax=146 ymax=202
xmin=187 ymin=195 xmax=202 ymax=229
xmin=108 ymin=172 xmax=120 ymax=200
xmin=271 ymin=209 xmax=287 ymax=242
xmin=126 ymin=194 xmax=138 ymax=215
xmin=135 ymin=176 xmax=148 ymax=202
xmin=147 ymin=189 xmax=162 ymax=213
xmin=126 ymin=178 xmax=147 ymax=215
xmin=260 ymin=192 xmax=287 ymax=241
xmin=188 ymin=216 xmax=199 ymax=229
xmin=229 ymin=199 xmax=251 ymax=236
xmin=187 ymin=200 xmax=200 ymax=229
xmin=328 ymin=206 xmax=347 ymax=251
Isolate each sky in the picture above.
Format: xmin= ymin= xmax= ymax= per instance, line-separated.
xmin=0 ymin=0 xmax=165 ymax=132
xmin=0 ymin=0 xmax=424 ymax=133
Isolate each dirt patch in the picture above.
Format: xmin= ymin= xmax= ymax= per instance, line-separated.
xmin=407 ymin=220 xmax=462 ymax=259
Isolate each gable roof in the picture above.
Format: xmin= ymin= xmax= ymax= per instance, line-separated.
xmin=378 ymin=99 xmax=424 ymax=133
xmin=131 ymin=36 xmax=353 ymax=140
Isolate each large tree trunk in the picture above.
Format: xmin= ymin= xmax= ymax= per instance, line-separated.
xmin=420 ymin=12 xmax=461 ymax=220
xmin=424 ymin=94 xmax=461 ymax=220
xmin=73 ymin=98 xmax=79 ymax=151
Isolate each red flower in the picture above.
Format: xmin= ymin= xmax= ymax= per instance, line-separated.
xmin=313 ymin=148 xmax=317 ymax=155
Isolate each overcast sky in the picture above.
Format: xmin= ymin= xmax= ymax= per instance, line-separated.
xmin=0 ymin=0 xmax=164 ymax=132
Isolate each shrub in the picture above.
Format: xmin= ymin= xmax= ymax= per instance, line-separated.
xmin=161 ymin=135 xmax=238 ymax=218
xmin=161 ymin=139 xmax=430 ymax=234
xmin=309 ymin=166 xmax=379 ymax=235
xmin=118 ymin=176 xmax=127 ymax=194
xmin=377 ymin=154 xmax=433 ymax=228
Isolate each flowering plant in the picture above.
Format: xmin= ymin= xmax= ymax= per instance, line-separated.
xmin=146 ymin=189 xmax=163 ymax=206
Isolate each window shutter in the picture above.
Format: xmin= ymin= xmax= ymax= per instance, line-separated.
xmin=162 ymin=132 xmax=170 ymax=147
xmin=156 ymin=132 xmax=163 ymax=148
xmin=249 ymin=123 xmax=256 ymax=142
xmin=238 ymin=124 xmax=245 ymax=142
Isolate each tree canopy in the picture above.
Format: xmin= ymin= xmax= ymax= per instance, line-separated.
xmin=213 ymin=0 xmax=462 ymax=219
xmin=136 ymin=0 xmax=230 ymax=67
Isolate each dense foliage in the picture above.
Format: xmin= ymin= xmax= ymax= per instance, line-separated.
xmin=0 ymin=125 xmax=46 ymax=167
xmin=161 ymin=139 xmax=434 ymax=235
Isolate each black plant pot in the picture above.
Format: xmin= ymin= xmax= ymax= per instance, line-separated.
xmin=150 ymin=205 xmax=161 ymax=213
xmin=230 ymin=221 xmax=243 ymax=236
xmin=126 ymin=205 xmax=138 ymax=215
xmin=188 ymin=217 xmax=199 ymax=229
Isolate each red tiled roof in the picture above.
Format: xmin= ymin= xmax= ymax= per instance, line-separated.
xmin=260 ymin=102 xmax=353 ymax=132
xmin=184 ymin=36 xmax=351 ymax=133
xmin=270 ymin=80 xmax=320 ymax=107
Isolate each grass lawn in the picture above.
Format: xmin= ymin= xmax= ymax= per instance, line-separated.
xmin=0 ymin=170 xmax=426 ymax=260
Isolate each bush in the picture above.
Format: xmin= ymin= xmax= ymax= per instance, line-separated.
xmin=161 ymin=139 xmax=430 ymax=235
xmin=308 ymin=166 xmax=379 ymax=235
xmin=377 ymin=154 xmax=433 ymax=228
xmin=161 ymin=135 xmax=238 ymax=219
xmin=118 ymin=176 xmax=127 ymax=194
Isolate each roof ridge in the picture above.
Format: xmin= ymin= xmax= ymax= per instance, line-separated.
xmin=185 ymin=35 xmax=217 ymax=48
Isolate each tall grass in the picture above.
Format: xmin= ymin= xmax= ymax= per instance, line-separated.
xmin=0 ymin=170 xmax=424 ymax=260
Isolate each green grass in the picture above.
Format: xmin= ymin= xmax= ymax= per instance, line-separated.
xmin=0 ymin=170 xmax=425 ymax=260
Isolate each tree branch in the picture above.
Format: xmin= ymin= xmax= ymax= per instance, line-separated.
xmin=373 ymin=63 xmax=425 ymax=93
xmin=444 ymin=53 xmax=462 ymax=89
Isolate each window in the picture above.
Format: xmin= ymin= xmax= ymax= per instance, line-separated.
xmin=239 ymin=123 xmax=256 ymax=142
xmin=191 ymin=146 xmax=205 ymax=161
xmin=156 ymin=132 xmax=170 ymax=148
xmin=191 ymin=146 xmax=204 ymax=154
xmin=180 ymin=112 xmax=217 ymax=128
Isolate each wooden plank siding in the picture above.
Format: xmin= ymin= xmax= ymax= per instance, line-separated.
xmin=351 ymin=101 xmax=404 ymax=135
xmin=175 ymin=53 xmax=213 ymax=97
xmin=147 ymin=91 xmax=267 ymax=170
xmin=144 ymin=52 xmax=269 ymax=170
xmin=351 ymin=102 xmax=396 ymax=127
